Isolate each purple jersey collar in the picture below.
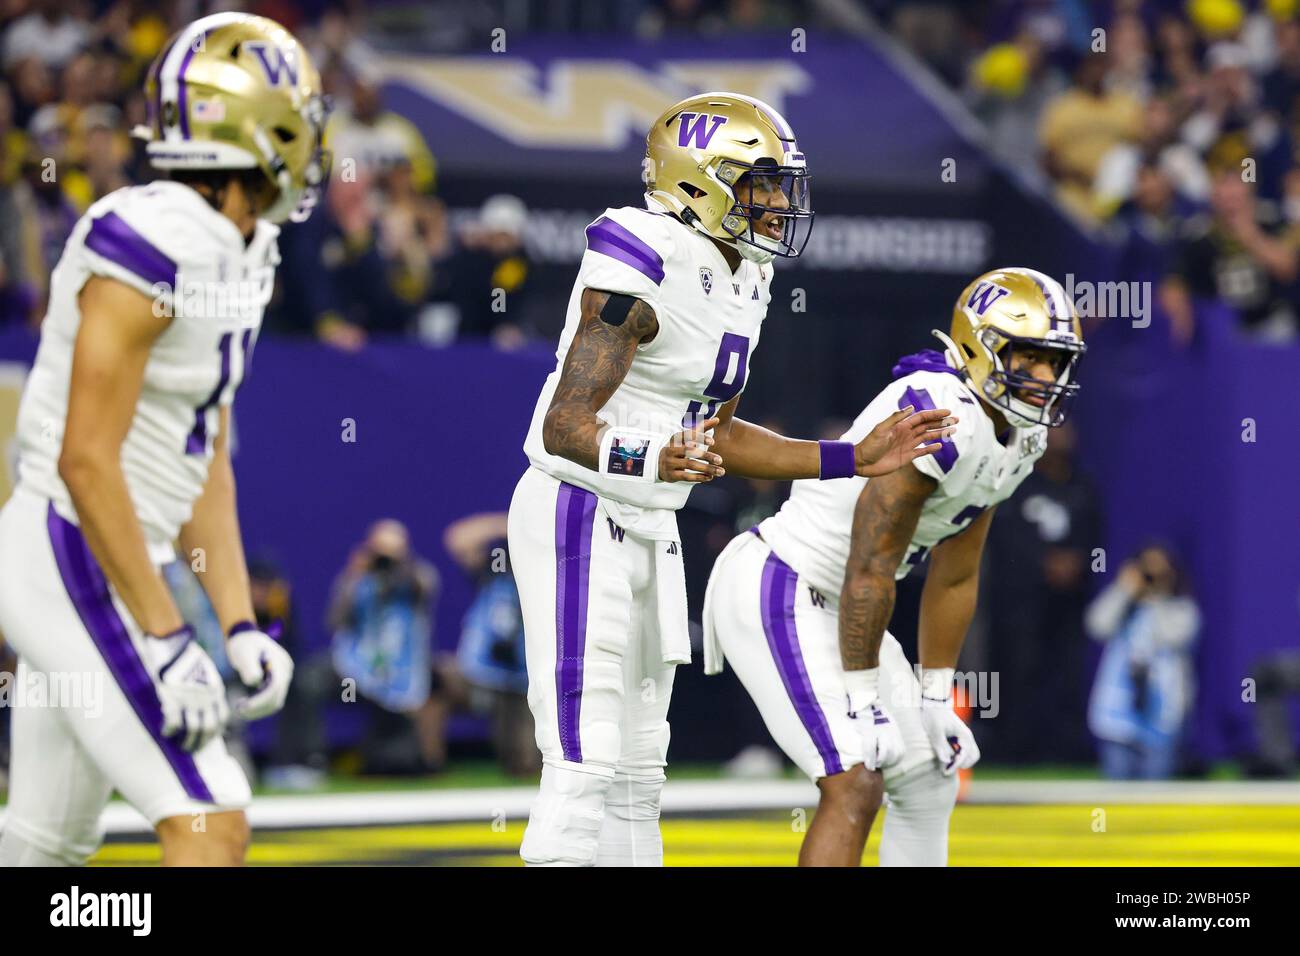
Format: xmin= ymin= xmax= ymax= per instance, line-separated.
xmin=891 ymin=349 xmax=960 ymax=380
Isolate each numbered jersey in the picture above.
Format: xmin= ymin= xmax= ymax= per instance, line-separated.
xmin=523 ymin=205 xmax=771 ymax=518
xmin=15 ymin=181 xmax=278 ymax=562
xmin=758 ymin=368 xmax=1049 ymax=599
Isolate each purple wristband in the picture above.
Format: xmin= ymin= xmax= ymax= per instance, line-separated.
xmin=227 ymin=620 xmax=258 ymax=639
xmin=818 ymin=440 xmax=856 ymax=479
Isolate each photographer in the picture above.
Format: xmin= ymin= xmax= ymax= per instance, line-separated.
xmin=327 ymin=519 xmax=441 ymax=774
xmin=1086 ymin=543 xmax=1200 ymax=779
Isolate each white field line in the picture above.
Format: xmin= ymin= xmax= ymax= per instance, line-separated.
xmin=2 ymin=778 xmax=1296 ymax=836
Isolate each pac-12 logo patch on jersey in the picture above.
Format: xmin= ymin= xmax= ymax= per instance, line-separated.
xmin=1021 ymin=431 xmax=1046 ymax=457
xmin=700 ymin=267 xmax=713 ymax=295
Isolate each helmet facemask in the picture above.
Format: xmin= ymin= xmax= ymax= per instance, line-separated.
xmin=716 ymin=161 xmax=813 ymax=264
xmin=979 ymin=330 xmax=1085 ymax=427
xmin=262 ymin=91 xmax=332 ymax=224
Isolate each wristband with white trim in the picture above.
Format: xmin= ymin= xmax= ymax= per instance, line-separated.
xmin=597 ymin=427 xmax=665 ymax=483
xmin=844 ymin=667 xmax=881 ymax=715
xmin=920 ymin=667 xmax=956 ymax=706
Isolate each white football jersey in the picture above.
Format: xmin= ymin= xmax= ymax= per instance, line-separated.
xmin=758 ymin=368 xmax=1049 ymax=599
xmin=15 ymin=180 xmax=278 ymax=562
xmin=522 ymin=205 xmax=771 ymax=530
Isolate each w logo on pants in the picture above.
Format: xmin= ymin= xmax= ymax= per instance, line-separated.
xmin=607 ymin=518 xmax=625 ymax=543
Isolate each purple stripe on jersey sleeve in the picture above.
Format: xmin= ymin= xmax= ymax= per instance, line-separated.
xmin=759 ymin=551 xmax=844 ymax=777
xmin=45 ymin=503 xmax=214 ymax=802
xmin=900 ymin=385 xmax=958 ymax=474
xmin=585 ymin=216 xmax=665 ymax=286
xmin=554 ymin=481 xmax=597 ymax=763
xmin=84 ymin=211 xmax=177 ymax=291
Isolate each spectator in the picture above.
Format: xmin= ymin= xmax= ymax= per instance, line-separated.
xmin=2 ymin=1 xmax=91 ymax=72
xmin=1039 ymin=53 xmax=1144 ymax=222
xmin=439 ymin=512 xmax=539 ymax=777
xmin=1246 ymin=649 xmax=1300 ymax=777
xmin=1181 ymin=41 xmax=1292 ymax=202
xmin=270 ymin=520 xmax=441 ymax=779
xmin=1094 ymin=95 xmax=1210 ymax=218
xmin=330 ymin=520 xmax=441 ymax=775
xmin=1086 ymin=543 xmax=1200 ymax=780
xmin=270 ymin=169 xmax=418 ymax=347
xmin=1161 ymin=165 xmax=1300 ymax=345
xmin=441 ymin=194 xmax=531 ymax=348
xmin=328 ymin=70 xmax=436 ymax=194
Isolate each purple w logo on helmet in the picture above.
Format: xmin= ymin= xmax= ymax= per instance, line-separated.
xmin=247 ymin=42 xmax=299 ymax=86
xmin=966 ymin=281 xmax=1011 ymax=316
xmin=677 ymin=112 xmax=728 ymax=150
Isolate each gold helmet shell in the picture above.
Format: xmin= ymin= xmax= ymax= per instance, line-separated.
xmin=135 ymin=12 xmax=329 ymax=224
xmin=934 ymin=266 xmax=1086 ymax=427
xmin=643 ymin=91 xmax=812 ymax=263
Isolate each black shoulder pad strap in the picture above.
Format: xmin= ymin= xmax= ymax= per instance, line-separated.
xmin=598 ymin=292 xmax=639 ymax=327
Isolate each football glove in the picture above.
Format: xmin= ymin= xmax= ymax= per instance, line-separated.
xmin=919 ymin=667 xmax=980 ymax=775
xmin=226 ymin=622 xmax=295 ymax=720
xmin=140 ymin=625 xmax=228 ymax=752
xmin=845 ymin=668 xmax=907 ymax=771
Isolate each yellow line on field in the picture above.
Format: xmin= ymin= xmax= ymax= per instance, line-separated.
xmin=88 ymin=804 xmax=1300 ymax=867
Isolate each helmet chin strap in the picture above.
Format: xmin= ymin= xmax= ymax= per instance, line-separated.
xmin=737 ymin=239 xmax=775 ymax=265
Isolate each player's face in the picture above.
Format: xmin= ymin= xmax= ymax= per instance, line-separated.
xmin=1006 ymin=345 xmax=1065 ymax=407
xmin=740 ymin=173 xmax=791 ymax=241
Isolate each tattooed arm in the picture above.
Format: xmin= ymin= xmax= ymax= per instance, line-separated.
xmin=541 ymin=288 xmax=659 ymax=471
xmin=542 ymin=288 xmax=724 ymax=483
xmin=918 ymin=507 xmax=994 ymax=670
xmin=838 ymin=464 xmax=936 ymax=670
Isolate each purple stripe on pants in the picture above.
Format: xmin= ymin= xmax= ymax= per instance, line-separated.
xmin=45 ymin=504 xmax=214 ymax=802
xmin=758 ymin=551 xmax=844 ymax=777
xmin=554 ymin=482 xmax=597 ymax=763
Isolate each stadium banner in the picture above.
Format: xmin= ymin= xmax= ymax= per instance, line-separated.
xmin=377 ymin=35 xmax=993 ymax=190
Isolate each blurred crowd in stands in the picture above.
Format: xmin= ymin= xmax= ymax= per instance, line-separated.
xmin=883 ymin=0 xmax=1300 ymax=344
xmin=0 ymin=0 xmax=540 ymax=348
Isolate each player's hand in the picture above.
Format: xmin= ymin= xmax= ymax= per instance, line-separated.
xmin=919 ymin=695 xmax=980 ymax=775
xmin=852 ymin=702 xmax=907 ymax=771
xmin=845 ymin=667 xmax=906 ymax=770
xmin=226 ymin=625 xmax=295 ymax=720
xmin=854 ymin=405 xmax=956 ymax=477
xmin=659 ymin=416 xmax=724 ymax=482
xmin=140 ymin=626 xmax=229 ymax=752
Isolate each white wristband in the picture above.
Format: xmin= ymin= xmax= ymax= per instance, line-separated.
xmin=844 ymin=667 xmax=881 ymax=714
xmin=597 ymin=427 xmax=664 ymax=483
xmin=920 ymin=667 xmax=955 ymax=705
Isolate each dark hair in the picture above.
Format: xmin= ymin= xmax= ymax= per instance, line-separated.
xmin=169 ymin=167 xmax=274 ymax=213
xmin=1134 ymin=538 xmax=1190 ymax=596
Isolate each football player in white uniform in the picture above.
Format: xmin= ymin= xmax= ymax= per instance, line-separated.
xmin=510 ymin=92 xmax=958 ymax=866
xmin=704 ymin=267 xmax=1086 ymax=865
xmin=0 ymin=13 xmax=328 ymax=866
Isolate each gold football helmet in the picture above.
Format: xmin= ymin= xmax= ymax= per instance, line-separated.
xmin=134 ymin=12 xmax=329 ymax=223
xmin=934 ymin=267 xmax=1086 ymax=427
xmin=643 ymin=91 xmax=812 ymax=264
